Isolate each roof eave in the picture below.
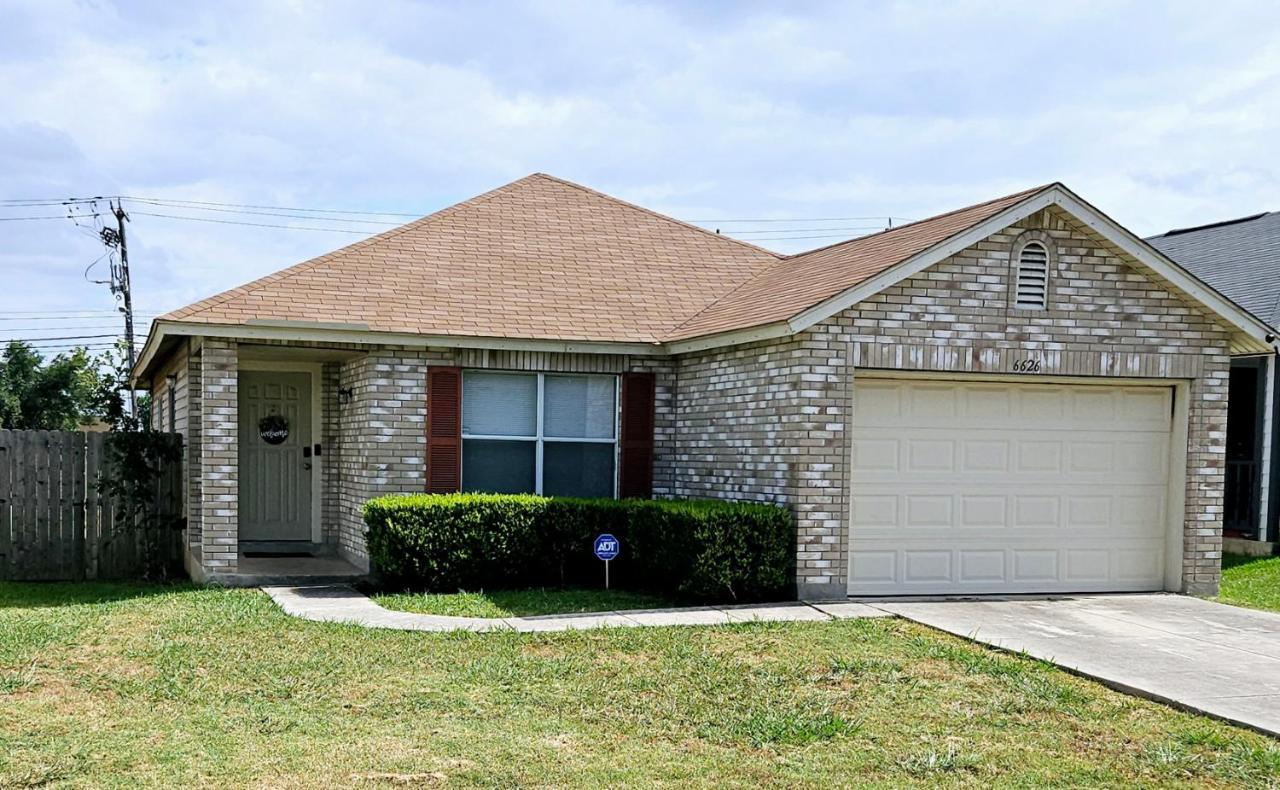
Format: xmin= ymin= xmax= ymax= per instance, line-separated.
xmin=132 ymin=319 xmax=668 ymax=385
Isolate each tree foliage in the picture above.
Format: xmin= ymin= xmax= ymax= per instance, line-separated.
xmin=0 ymin=341 xmax=103 ymax=430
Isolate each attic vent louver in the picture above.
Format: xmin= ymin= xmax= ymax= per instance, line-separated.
xmin=1015 ymin=241 xmax=1049 ymax=310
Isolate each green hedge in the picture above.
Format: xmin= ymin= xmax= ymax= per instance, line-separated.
xmin=363 ymin=494 xmax=795 ymax=603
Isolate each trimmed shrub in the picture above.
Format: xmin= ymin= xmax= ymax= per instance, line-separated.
xmin=363 ymin=494 xmax=795 ymax=603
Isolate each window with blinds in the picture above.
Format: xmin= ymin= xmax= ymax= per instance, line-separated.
xmin=1015 ymin=241 xmax=1050 ymax=310
xmin=460 ymin=370 xmax=618 ymax=497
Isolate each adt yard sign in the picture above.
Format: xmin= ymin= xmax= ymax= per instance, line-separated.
xmin=594 ymin=534 xmax=620 ymax=561
xmin=594 ymin=533 xmax=620 ymax=588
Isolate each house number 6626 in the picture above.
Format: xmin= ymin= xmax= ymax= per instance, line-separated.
xmin=1011 ymin=359 xmax=1042 ymax=373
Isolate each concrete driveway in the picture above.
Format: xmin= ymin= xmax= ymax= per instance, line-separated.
xmin=875 ymin=594 xmax=1280 ymax=737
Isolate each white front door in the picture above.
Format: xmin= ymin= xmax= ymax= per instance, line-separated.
xmin=239 ymin=370 xmax=314 ymax=542
xmin=848 ymin=377 xmax=1173 ymax=595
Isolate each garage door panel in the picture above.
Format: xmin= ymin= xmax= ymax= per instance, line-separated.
xmin=849 ymin=378 xmax=1172 ymax=595
xmin=960 ymin=495 xmax=1007 ymax=527
xmin=961 ymin=440 xmax=1010 ymax=472
xmin=905 ymin=495 xmax=952 ymax=527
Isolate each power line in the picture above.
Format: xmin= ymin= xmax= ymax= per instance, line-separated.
xmin=724 ymin=224 xmax=886 ymax=236
xmin=129 ymin=210 xmax=373 ymax=234
xmin=123 ymin=198 xmax=405 ymax=225
xmin=0 ymin=214 xmax=102 ymax=222
xmin=7 ymin=194 xmax=912 ymax=225
xmin=693 ymin=215 xmax=912 ymax=223
xmin=119 ymin=195 xmax=424 ymax=218
xmin=0 ymin=324 xmax=142 ymax=332
xmin=0 ymin=311 xmax=157 ymax=318
xmin=3 ymin=341 xmax=123 ymax=348
xmin=0 ymin=333 xmax=122 ymax=343
xmin=741 ymin=232 xmax=881 ymax=242
xmin=0 ymin=196 xmax=102 ymax=204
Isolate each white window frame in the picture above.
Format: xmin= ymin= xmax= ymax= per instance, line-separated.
xmin=460 ymin=371 xmax=620 ymax=497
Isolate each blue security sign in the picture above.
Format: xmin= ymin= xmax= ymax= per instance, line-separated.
xmin=594 ymin=533 xmax=620 ymax=561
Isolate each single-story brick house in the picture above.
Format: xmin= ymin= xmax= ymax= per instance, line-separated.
xmin=134 ymin=174 xmax=1276 ymax=598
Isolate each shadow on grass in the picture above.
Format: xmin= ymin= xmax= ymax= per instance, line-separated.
xmin=0 ymin=580 xmax=193 ymax=609
xmin=1222 ymin=552 xmax=1277 ymax=571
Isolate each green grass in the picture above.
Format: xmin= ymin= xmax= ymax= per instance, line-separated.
xmin=3 ymin=582 xmax=1280 ymax=787
xmin=1219 ymin=552 xmax=1280 ymax=613
xmin=372 ymin=587 xmax=676 ymax=617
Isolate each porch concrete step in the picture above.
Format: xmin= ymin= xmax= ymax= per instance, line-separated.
xmin=203 ymin=555 xmax=369 ymax=587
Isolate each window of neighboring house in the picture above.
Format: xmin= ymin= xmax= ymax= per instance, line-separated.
xmin=1014 ymin=240 xmax=1050 ymax=310
xmin=154 ymin=391 xmax=164 ymax=432
xmin=168 ymin=384 xmax=176 ymax=433
xmin=461 ymin=370 xmax=618 ymax=497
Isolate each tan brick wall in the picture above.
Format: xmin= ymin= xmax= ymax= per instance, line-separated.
xmin=198 ymin=338 xmax=238 ymax=573
xmin=185 ymin=343 xmax=203 ymax=562
xmin=674 ymin=206 xmax=1233 ymax=598
xmin=332 ymin=347 xmax=672 ymax=566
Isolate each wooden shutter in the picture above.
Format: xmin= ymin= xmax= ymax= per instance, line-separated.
xmin=618 ymin=372 xmax=656 ymax=499
xmin=425 ymin=366 xmax=462 ymax=493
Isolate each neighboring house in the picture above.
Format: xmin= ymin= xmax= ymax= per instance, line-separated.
xmin=134 ymin=174 xmax=1276 ymax=598
xmin=1148 ymin=212 xmax=1280 ymax=554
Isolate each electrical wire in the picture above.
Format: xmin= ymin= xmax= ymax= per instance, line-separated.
xmin=0 ymin=333 xmax=123 ymax=342
xmin=0 ymin=324 xmax=142 ymax=332
xmin=723 ymin=225 xmax=886 ymax=236
xmin=122 ymin=198 xmax=405 ymax=225
xmin=128 ymin=210 xmax=373 ymax=234
xmin=693 ymin=215 xmax=911 ymax=223
xmin=119 ymin=195 xmax=423 ymax=219
xmin=5 ymin=194 xmax=910 ymax=226
xmin=0 ymin=311 xmax=155 ymax=318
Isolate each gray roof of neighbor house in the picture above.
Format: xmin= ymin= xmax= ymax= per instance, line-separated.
xmin=1147 ymin=211 xmax=1280 ymax=325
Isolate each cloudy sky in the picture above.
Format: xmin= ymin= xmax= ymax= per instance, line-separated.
xmin=2 ymin=0 xmax=1279 ymax=354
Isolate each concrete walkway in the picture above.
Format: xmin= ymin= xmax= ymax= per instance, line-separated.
xmin=877 ymin=594 xmax=1280 ymax=738
xmin=263 ymin=584 xmax=887 ymax=633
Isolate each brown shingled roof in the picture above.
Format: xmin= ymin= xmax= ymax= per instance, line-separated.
xmin=161 ymin=173 xmax=781 ymax=344
xmin=664 ymin=183 xmax=1050 ymax=340
xmin=159 ymin=174 xmax=1051 ymax=346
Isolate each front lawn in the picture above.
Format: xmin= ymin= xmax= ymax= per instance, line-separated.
xmin=373 ymin=587 xmax=675 ymax=617
xmin=3 ymin=582 xmax=1279 ymax=787
xmin=1219 ymin=552 xmax=1280 ymax=613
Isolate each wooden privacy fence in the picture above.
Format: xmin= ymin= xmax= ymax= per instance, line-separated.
xmin=0 ymin=430 xmax=184 ymax=581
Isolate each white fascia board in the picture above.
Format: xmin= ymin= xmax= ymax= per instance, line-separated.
xmin=786 ymin=189 xmax=1060 ymax=333
xmin=131 ymin=320 xmax=664 ymax=385
xmin=783 ymin=184 xmax=1277 ymax=355
xmin=662 ymin=321 xmax=793 ymax=355
xmin=131 ymin=325 xmax=167 ymax=387
xmin=1049 ymin=188 xmax=1277 ymax=352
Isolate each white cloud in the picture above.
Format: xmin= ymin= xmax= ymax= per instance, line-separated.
xmin=0 ymin=0 xmax=1277 ymax=327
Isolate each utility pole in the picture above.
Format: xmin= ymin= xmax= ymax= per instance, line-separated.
xmin=99 ymin=200 xmax=137 ymax=416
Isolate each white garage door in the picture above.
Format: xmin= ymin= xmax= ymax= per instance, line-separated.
xmin=848 ymin=378 xmax=1173 ymax=595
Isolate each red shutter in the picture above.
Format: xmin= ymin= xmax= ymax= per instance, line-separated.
xmin=425 ymin=366 xmax=462 ymax=493
xmin=618 ymin=372 xmax=656 ymax=499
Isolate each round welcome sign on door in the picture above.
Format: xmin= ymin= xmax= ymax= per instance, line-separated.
xmin=258 ymin=414 xmax=290 ymax=445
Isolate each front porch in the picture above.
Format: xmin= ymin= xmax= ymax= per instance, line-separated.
xmin=179 ymin=337 xmax=432 ymax=581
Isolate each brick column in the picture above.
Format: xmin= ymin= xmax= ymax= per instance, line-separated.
xmin=1184 ymin=355 xmax=1230 ymax=595
xmin=185 ymin=349 xmax=203 ymax=561
xmin=200 ymin=339 xmax=239 ymax=574
xmin=787 ymin=334 xmax=852 ymax=601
